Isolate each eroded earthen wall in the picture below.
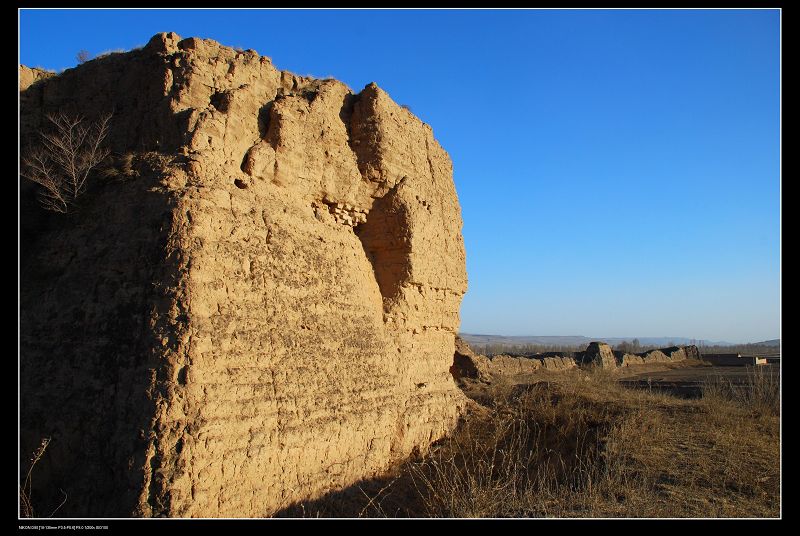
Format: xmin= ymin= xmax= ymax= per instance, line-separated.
xmin=20 ymin=32 xmax=468 ymax=517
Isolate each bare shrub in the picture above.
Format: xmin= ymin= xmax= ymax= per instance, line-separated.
xmin=21 ymin=112 xmax=112 ymax=213
xmin=76 ymin=50 xmax=91 ymax=64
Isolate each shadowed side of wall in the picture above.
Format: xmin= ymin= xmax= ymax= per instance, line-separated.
xmin=19 ymin=165 xmax=188 ymax=516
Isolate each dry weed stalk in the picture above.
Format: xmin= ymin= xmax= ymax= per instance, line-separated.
xmin=357 ymin=475 xmax=400 ymax=517
xmin=19 ymin=437 xmax=67 ymax=518
xmin=20 ymin=438 xmax=48 ymax=517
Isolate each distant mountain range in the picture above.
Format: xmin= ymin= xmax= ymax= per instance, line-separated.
xmin=753 ymin=339 xmax=781 ymax=347
xmin=459 ymin=333 xmax=780 ymax=348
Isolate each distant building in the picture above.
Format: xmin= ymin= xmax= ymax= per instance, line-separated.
xmin=702 ymin=353 xmax=767 ymax=366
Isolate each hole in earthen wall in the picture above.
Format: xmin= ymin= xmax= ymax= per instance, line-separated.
xmin=302 ymin=89 xmax=318 ymax=104
xmin=177 ymin=366 xmax=188 ymax=385
xmin=210 ymin=91 xmax=230 ymax=113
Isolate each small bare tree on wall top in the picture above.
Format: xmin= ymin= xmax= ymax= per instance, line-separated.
xmin=75 ymin=49 xmax=91 ymax=64
xmin=21 ymin=112 xmax=112 ymax=213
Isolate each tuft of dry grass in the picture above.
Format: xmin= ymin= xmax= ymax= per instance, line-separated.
xmin=100 ymin=152 xmax=137 ymax=181
xmin=406 ymin=376 xmax=658 ymax=518
xmin=701 ymin=365 xmax=780 ymax=418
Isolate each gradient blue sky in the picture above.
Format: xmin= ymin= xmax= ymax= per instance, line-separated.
xmin=19 ymin=9 xmax=781 ymax=343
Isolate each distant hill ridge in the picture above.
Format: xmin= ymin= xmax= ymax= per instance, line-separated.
xmin=754 ymin=339 xmax=781 ymax=347
xmin=460 ymin=334 xmax=779 ymax=347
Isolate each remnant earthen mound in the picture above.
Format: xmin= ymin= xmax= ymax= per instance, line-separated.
xmin=451 ymin=336 xmax=492 ymax=383
xmin=20 ymin=33 xmax=467 ymax=517
xmin=582 ymin=341 xmax=617 ymax=369
xmin=456 ymin=342 xmax=701 ymax=379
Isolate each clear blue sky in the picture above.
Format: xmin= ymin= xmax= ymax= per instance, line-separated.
xmin=19 ymin=9 xmax=781 ymax=343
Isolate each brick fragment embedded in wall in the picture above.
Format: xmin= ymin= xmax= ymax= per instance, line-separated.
xmin=318 ymin=199 xmax=368 ymax=227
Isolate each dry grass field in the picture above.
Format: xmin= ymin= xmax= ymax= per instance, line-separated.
xmin=278 ymin=365 xmax=780 ymax=518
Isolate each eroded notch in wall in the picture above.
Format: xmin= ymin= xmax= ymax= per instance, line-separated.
xmin=353 ymin=185 xmax=411 ymax=306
